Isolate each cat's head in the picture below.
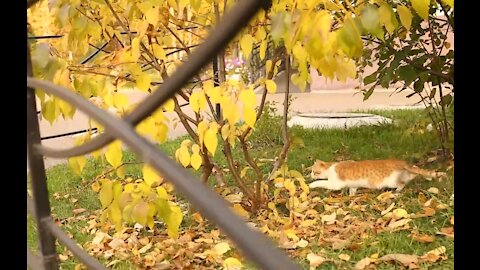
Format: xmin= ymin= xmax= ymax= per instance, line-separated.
xmin=310 ymin=160 xmax=332 ymax=179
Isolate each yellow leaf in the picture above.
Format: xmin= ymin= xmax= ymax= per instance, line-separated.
xmin=240 ymin=34 xmax=254 ymax=59
xmin=213 ymin=242 xmax=231 ymax=255
xmin=232 ymin=204 xmax=250 ymax=219
xmin=165 ymin=204 xmax=183 ymax=238
xmin=223 ymin=101 xmax=240 ymax=125
xmin=255 ymin=27 xmax=266 ymax=42
xmin=265 ymin=80 xmax=277 ymax=94
xmin=68 ymin=156 xmax=86 ymax=176
xmin=105 ymin=141 xmax=122 ymax=168
xmin=136 ymin=73 xmax=151 ymax=92
xmin=110 ymin=203 xmax=123 ymax=231
xmin=221 ymin=124 xmax=230 ymax=141
xmin=143 ymin=165 xmax=163 ymax=187
xmin=239 ymin=88 xmax=256 ymax=108
xmin=259 ymin=39 xmax=267 ymax=60
xmin=113 ymin=93 xmax=129 ymax=111
xmin=378 ymin=4 xmax=398 ymax=34
xmin=99 ymin=179 xmax=113 ymax=209
xmin=265 ymin=59 xmax=273 ymax=75
xmin=42 ymin=99 xmax=58 ymax=125
xmin=131 ymin=37 xmax=140 ymax=61
xmin=152 ymin=43 xmax=166 ymax=61
xmin=411 ymin=0 xmax=431 ymax=20
xmin=132 ymin=201 xmax=149 ymax=226
xmin=397 ymin=5 xmax=413 ymax=31
xmin=178 ymin=146 xmax=191 ymax=167
xmin=392 ymin=208 xmax=409 ymax=219
xmin=441 ymin=0 xmax=453 ymax=7
xmin=197 ymin=120 xmax=209 ymax=146
xmin=190 ymin=91 xmax=207 ymax=113
xmin=145 ymin=6 xmax=160 ymax=26
xmin=91 ymin=181 xmax=100 ymax=192
xmin=190 ymin=153 xmax=202 ymax=170
xmin=58 ymin=99 xmax=75 ymax=119
xmin=204 ymin=126 xmax=218 ymax=156
xmin=243 ymin=106 xmax=256 ymax=128
xmin=223 ymin=257 xmax=243 ymax=270
xmin=162 ymin=98 xmax=175 ymax=112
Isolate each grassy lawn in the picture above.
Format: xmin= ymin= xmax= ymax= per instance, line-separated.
xmin=27 ymin=109 xmax=454 ymax=269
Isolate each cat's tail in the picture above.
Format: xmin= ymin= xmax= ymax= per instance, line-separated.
xmin=404 ymin=165 xmax=446 ymax=180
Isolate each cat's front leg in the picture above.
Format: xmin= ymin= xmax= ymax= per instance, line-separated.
xmin=349 ymin=188 xmax=358 ymax=196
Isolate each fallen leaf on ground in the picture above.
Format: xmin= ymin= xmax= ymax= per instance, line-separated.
xmin=296 ymin=239 xmax=309 ymax=248
xmin=355 ymin=257 xmax=371 ymax=269
xmin=59 ymin=254 xmax=69 ymax=261
xmin=379 ymin=254 xmax=419 ymax=267
xmin=307 ymin=253 xmax=326 ymax=268
xmin=427 ymin=187 xmax=439 ymax=194
xmin=438 ymin=227 xmax=454 ymax=238
xmin=339 ymin=253 xmax=351 ymax=261
xmin=388 ymin=218 xmax=411 ymax=229
xmin=377 ymin=191 xmax=396 ymax=202
xmin=450 ymin=216 xmax=454 ymax=225
xmin=412 ymin=233 xmax=435 ymax=243
xmin=72 ymin=208 xmax=87 ymax=215
xmin=392 ymin=208 xmax=409 ymax=219
xmin=421 ymin=246 xmax=447 ymax=263
xmin=223 ymin=257 xmax=243 ymax=269
xmin=321 ymin=212 xmax=337 ymax=224
xmin=381 ymin=203 xmax=395 ymax=216
xmin=213 ymin=242 xmax=231 ymax=255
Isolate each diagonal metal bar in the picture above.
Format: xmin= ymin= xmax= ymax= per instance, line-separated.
xmin=36 ymin=0 xmax=269 ymax=159
xmin=42 ymin=218 xmax=109 ymax=270
xmin=27 ymin=77 xmax=301 ymax=270
xmin=27 ymin=194 xmax=37 ymax=219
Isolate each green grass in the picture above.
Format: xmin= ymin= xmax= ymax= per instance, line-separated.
xmin=27 ymin=109 xmax=454 ymax=269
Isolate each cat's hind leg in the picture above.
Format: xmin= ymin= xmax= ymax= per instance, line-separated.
xmin=349 ymin=188 xmax=358 ymax=196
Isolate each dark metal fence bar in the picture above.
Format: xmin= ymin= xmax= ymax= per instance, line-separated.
xmin=27 ymin=36 xmax=59 ymax=270
xmin=43 ymin=219 xmax=109 ymax=270
xmin=35 ymin=0 xmax=270 ymax=159
xmin=27 ymin=75 xmax=300 ymax=270
xmin=27 ymin=247 xmax=44 ymax=270
xmin=27 ymin=195 xmax=37 ymax=219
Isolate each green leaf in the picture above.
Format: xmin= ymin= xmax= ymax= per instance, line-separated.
xmin=411 ymin=0 xmax=431 ymax=20
xmin=414 ymin=79 xmax=424 ymax=93
xmin=99 ymin=180 xmax=113 ymax=209
xmin=363 ymin=87 xmax=375 ymax=101
xmin=397 ymin=5 xmax=413 ymax=31
xmin=397 ymin=65 xmax=417 ymax=85
xmin=363 ymin=73 xmax=378 ymax=85
xmin=440 ymin=94 xmax=453 ymax=106
xmin=32 ymin=43 xmax=51 ymax=69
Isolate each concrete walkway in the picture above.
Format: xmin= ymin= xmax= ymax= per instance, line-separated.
xmin=33 ymin=87 xmax=425 ymax=169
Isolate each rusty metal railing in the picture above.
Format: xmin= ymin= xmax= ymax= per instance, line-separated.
xmin=27 ymin=0 xmax=301 ymax=269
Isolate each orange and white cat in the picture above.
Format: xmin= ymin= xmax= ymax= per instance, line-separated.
xmin=309 ymin=159 xmax=445 ymax=195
